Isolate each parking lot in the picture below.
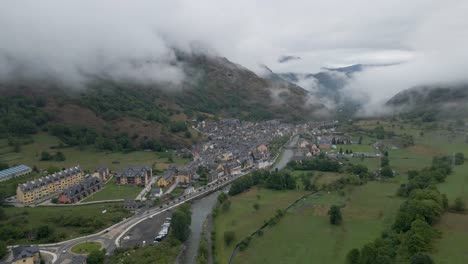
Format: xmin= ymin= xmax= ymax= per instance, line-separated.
xmin=120 ymin=210 xmax=172 ymax=248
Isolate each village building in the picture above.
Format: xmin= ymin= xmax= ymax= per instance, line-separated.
xmin=16 ymin=166 xmax=83 ymax=204
xmin=157 ymin=165 xmax=177 ymax=187
xmin=150 ymin=188 xmax=163 ymax=197
xmin=57 ymin=175 xmax=103 ymax=204
xmin=0 ymin=165 xmax=32 ymax=182
xmin=123 ymin=199 xmax=138 ymax=210
xmin=251 ymin=144 xmax=270 ymax=160
xmin=10 ymin=245 xmax=40 ymax=264
xmin=93 ymin=167 xmax=110 ymax=182
xmin=174 ymin=168 xmax=191 ymax=188
xmin=298 ymin=139 xmax=310 ymax=148
xmin=115 ymin=165 xmax=152 ymax=186
xmin=224 ymin=159 xmax=242 ymax=175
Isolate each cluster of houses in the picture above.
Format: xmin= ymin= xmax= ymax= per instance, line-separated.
xmin=15 ymin=166 xmax=111 ymax=205
xmin=188 ymin=119 xmax=294 ymax=182
xmin=157 ymin=164 xmax=192 ymax=188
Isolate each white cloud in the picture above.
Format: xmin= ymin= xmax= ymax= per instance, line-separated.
xmin=0 ymin=0 xmax=467 ymax=107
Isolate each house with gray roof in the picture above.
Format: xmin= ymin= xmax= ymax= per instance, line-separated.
xmin=115 ymin=165 xmax=152 ymax=186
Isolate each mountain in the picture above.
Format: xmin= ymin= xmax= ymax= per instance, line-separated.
xmin=386 ymin=83 xmax=468 ymax=120
xmin=0 ymin=52 xmax=315 ymax=149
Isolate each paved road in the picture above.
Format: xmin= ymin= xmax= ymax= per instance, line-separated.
xmin=34 ymin=134 xmax=301 ymax=263
xmin=37 ymin=170 xmax=261 ymax=263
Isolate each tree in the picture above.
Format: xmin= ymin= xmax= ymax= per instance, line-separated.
xmin=328 ymin=205 xmax=342 ymax=225
xmin=171 ymin=207 xmax=191 ymax=242
xmin=380 ymin=166 xmax=394 ymax=177
xmin=54 ymin=151 xmax=66 ymax=161
xmin=184 ymin=131 xmax=192 ymax=139
xmin=407 ymin=233 xmax=429 ymax=255
xmin=253 ymin=203 xmax=260 ymax=211
xmin=346 ymin=248 xmax=360 ymax=264
xmin=40 ymin=151 xmax=51 ymax=161
xmin=87 ymin=249 xmax=105 ymax=264
xmin=455 ymin=153 xmax=465 ymax=165
xmin=381 ymin=156 xmax=389 ymax=167
xmin=410 ymin=253 xmax=434 ymax=264
xmin=37 ymin=225 xmax=54 ymax=240
xmin=359 ymin=244 xmax=376 ymax=264
xmin=452 ymin=197 xmax=465 ymax=212
xmin=217 ymin=192 xmax=228 ymax=204
xmin=358 ymin=136 xmax=363 ymax=144
xmin=0 ymin=241 xmax=7 ymax=259
xmin=0 ymin=163 xmax=8 ymax=170
xmin=223 ymin=230 xmax=235 ymax=245
xmin=339 ymin=147 xmax=343 ymax=154
xmin=46 ymin=166 xmax=61 ymax=174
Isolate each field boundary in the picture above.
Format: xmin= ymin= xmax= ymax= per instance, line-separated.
xmin=227 ymin=190 xmax=318 ymax=264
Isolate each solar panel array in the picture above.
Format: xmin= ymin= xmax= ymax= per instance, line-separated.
xmin=0 ymin=165 xmax=32 ymax=180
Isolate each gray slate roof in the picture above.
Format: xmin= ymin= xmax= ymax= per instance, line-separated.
xmin=115 ymin=165 xmax=151 ymax=179
xmin=12 ymin=245 xmax=39 ymax=260
xmin=19 ymin=166 xmax=81 ymax=192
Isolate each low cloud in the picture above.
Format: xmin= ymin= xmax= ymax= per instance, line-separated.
xmin=0 ymin=0 xmax=467 ymax=111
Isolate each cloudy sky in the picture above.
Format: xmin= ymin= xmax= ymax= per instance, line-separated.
xmin=1 ymin=0 xmax=468 ymax=106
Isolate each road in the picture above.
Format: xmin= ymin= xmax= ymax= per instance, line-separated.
xmin=37 ymin=169 xmax=262 ymax=263
xmin=36 ymin=134 xmax=299 ymax=263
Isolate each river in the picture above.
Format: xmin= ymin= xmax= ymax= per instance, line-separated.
xmin=181 ymin=135 xmax=298 ymax=263
xmin=180 ymin=187 xmax=228 ymax=264
xmin=271 ymin=134 xmax=299 ymax=171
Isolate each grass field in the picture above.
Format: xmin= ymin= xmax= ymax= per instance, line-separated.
xmin=314 ymin=171 xmax=344 ymax=187
xmin=432 ymin=212 xmax=468 ymax=264
xmin=352 ymin=120 xmax=468 ymax=263
xmin=213 ymin=188 xmax=308 ymax=263
xmin=71 ymin=242 xmax=102 ymax=254
xmin=349 ymin=157 xmax=381 ymax=171
xmin=336 ymin=144 xmax=376 ymax=153
xmin=235 ymin=182 xmax=403 ymax=264
xmin=82 ymin=180 xmax=143 ymax=202
xmin=1 ymin=203 xmax=131 ymax=245
xmin=0 ymin=133 xmax=189 ymax=172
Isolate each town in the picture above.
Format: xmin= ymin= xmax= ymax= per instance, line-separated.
xmin=0 ymin=118 xmax=352 ymax=264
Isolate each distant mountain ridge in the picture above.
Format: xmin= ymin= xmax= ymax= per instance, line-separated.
xmin=0 ymin=51 xmax=319 ymax=148
xmin=386 ymin=83 xmax=468 ymax=119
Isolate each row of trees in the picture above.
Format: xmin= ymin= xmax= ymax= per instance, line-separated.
xmin=228 ymin=170 xmax=296 ymax=196
xmin=40 ymin=151 xmax=66 ymax=161
xmin=171 ymin=204 xmax=192 ymax=242
xmin=48 ymin=124 xmax=169 ymax=152
xmin=287 ymin=155 xmax=341 ymax=172
xmin=346 ymin=155 xmax=455 ymax=264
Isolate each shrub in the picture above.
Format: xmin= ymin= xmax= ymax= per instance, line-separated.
xmin=223 ymin=231 xmax=235 ymax=246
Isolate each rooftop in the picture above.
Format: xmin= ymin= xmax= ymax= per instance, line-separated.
xmin=0 ymin=165 xmax=31 ymax=180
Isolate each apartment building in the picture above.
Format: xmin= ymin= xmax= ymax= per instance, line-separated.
xmin=16 ymin=166 xmax=83 ymax=204
xmin=115 ymin=165 xmax=152 ymax=186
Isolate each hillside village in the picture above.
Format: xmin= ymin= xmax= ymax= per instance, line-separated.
xmin=2 ymin=119 xmax=348 ymax=208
